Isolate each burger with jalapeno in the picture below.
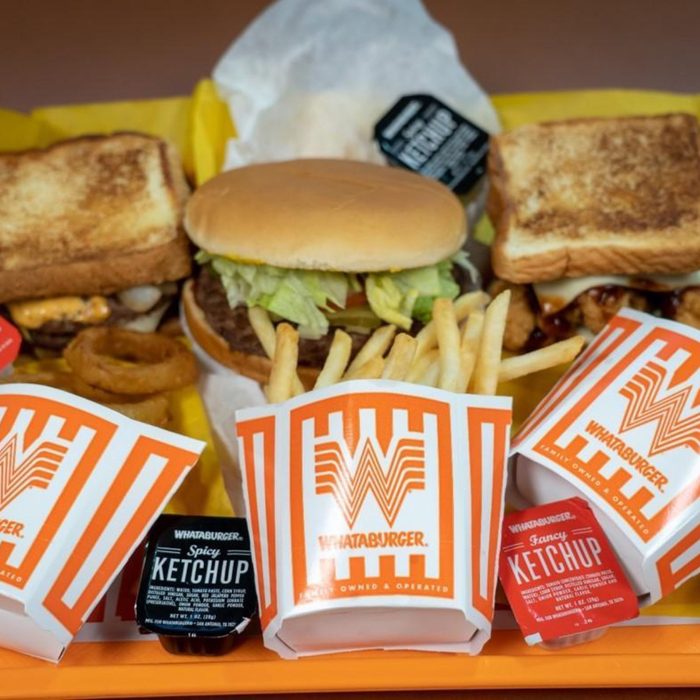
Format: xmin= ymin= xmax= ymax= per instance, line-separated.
xmin=182 ymin=158 xmax=474 ymax=386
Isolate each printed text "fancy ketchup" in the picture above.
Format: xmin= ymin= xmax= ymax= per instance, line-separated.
xmin=506 ymin=536 xmax=604 ymax=585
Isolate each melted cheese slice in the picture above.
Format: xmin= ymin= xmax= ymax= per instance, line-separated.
xmin=534 ymin=271 xmax=700 ymax=316
xmin=8 ymin=296 xmax=110 ymax=329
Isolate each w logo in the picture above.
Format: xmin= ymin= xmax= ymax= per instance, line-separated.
xmin=0 ymin=435 xmax=66 ymax=510
xmin=619 ymin=361 xmax=700 ymax=456
xmin=314 ymin=435 xmax=425 ymax=528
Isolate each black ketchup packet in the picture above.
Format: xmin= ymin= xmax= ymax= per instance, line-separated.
xmin=136 ymin=514 xmax=257 ymax=656
xmin=374 ymin=94 xmax=489 ymax=194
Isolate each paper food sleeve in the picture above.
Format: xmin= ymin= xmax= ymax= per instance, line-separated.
xmin=511 ymin=309 xmax=700 ymax=605
xmin=0 ymin=384 xmax=205 ymax=661
xmin=237 ymin=380 xmax=511 ymax=658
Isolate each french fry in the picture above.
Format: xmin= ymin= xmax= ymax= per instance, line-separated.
xmin=472 ymin=290 xmax=511 ymax=395
xmin=314 ymin=329 xmax=353 ymax=389
xmin=419 ymin=357 xmax=441 ymax=387
xmin=406 ymin=348 xmax=439 ymax=383
xmin=381 ymin=333 xmax=417 ymax=381
xmin=414 ymin=290 xmax=489 ymax=357
xmin=461 ymin=310 xmax=485 ymax=349
xmin=247 ymin=307 xmax=277 ymax=358
xmin=498 ymin=336 xmax=586 ymax=384
xmin=433 ymin=298 xmax=461 ymax=392
xmin=265 ymin=323 xmax=299 ymax=403
xmin=344 ymin=356 xmax=385 ymax=380
xmin=345 ymin=324 xmax=396 ymax=376
xmin=455 ymin=289 xmax=490 ymax=315
xmin=456 ymin=311 xmax=484 ymax=392
xmin=248 ymin=307 xmax=305 ymax=396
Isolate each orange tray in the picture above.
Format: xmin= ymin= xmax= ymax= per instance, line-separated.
xmin=2 ymin=626 xmax=699 ymax=698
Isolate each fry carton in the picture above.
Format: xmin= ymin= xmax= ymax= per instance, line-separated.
xmin=236 ymin=380 xmax=511 ymax=658
xmin=0 ymin=384 xmax=205 ymax=661
xmin=511 ymin=309 xmax=700 ymax=605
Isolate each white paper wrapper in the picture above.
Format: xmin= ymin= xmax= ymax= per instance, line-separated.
xmin=182 ymin=318 xmax=266 ymax=516
xmin=213 ymin=0 xmax=500 ymax=170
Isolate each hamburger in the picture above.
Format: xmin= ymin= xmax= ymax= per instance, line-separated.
xmin=182 ymin=159 xmax=474 ymax=385
xmin=0 ymin=133 xmax=191 ymax=350
xmin=487 ymin=113 xmax=700 ymax=351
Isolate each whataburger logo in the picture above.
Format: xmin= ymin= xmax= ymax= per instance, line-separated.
xmin=314 ymin=434 xmax=426 ymax=528
xmin=619 ymin=361 xmax=700 ymax=456
xmin=0 ymin=434 xmax=65 ymax=510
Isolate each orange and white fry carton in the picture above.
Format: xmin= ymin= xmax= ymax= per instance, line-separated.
xmin=511 ymin=309 xmax=700 ymax=605
xmin=236 ymin=380 xmax=512 ymax=658
xmin=0 ymin=384 xmax=205 ymax=662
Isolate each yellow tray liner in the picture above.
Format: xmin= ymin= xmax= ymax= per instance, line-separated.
xmin=1 ymin=82 xmax=697 ymax=616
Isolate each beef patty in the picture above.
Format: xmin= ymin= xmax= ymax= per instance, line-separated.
xmin=198 ymin=262 xmax=491 ymax=369
xmin=194 ymin=260 xmax=477 ymax=367
xmin=194 ymin=266 xmax=373 ymax=367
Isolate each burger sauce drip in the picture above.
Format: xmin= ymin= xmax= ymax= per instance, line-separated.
xmin=527 ymin=284 xmax=696 ymax=349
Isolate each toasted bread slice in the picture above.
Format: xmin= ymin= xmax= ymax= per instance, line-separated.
xmin=0 ymin=133 xmax=191 ymax=302
xmin=488 ymin=113 xmax=700 ymax=283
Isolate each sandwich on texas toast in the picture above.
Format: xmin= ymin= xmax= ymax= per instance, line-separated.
xmin=0 ymin=133 xmax=191 ymax=349
xmin=487 ymin=112 xmax=700 ymax=351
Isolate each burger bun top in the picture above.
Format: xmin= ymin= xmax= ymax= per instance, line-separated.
xmin=184 ymin=159 xmax=467 ymax=272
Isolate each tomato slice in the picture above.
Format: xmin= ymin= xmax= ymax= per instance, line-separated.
xmin=345 ymin=291 xmax=368 ymax=309
xmin=327 ymin=291 xmax=368 ymax=312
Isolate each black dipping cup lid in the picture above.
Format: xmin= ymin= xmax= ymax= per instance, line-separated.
xmin=136 ymin=514 xmax=257 ymax=656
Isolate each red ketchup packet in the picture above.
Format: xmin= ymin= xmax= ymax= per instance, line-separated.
xmin=0 ymin=317 xmax=20 ymax=371
xmin=498 ymin=497 xmax=639 ymax=647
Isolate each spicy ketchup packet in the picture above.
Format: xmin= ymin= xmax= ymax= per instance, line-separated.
xmin=499 ymin=497 xmax=639 ymax=646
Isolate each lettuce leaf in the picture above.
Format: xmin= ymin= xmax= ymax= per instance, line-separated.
xmin=365 ymin=255 xmax=465 ymax=330
xmin=196 ymin=252 xmax=349 ymax=339
xmin=198 ymin=250 xmax=474 ymax=335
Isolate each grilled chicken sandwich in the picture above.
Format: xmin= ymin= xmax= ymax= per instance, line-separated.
xmin=0 ymin=133 xmax=191 ymax=349
xmin=182 ymin=158 xmax=473 ymax=385
xmin=487 ymin=113 xmax=700 ymax=351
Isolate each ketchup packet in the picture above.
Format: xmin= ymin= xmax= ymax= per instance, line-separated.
xmin=0 ymin=316 xmax=21 ymax=372
xmin=374 ymin=94 xmax=489 ymax=194
xmin=499 ymin=497 xmax=639 ymax=647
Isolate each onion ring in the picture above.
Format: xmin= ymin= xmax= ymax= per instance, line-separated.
xmin=105 ymin=394 xmax=171 ymax=427
xmin=0 ymin=370 xmax=76 ymax=392
xmin=2 ymin=369 xmax=170 ymax=426
xmin=64 ymin=327 xmax=198 ymax=395
xmin=69 ymin=373 xmax=149 ymax=404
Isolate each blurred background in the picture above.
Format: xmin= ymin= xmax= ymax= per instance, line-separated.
xmin=1 ymin=0 xmax=699 ymax=111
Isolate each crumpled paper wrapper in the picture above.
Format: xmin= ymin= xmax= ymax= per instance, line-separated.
xmin=198 ymin=372 xmax=263 ymax=516
xmin=212 ymin=0 xmax=501 ymax=169
xmin=182 ymin=316 xmax=266 ymax=515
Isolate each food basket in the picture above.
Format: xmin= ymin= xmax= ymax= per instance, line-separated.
xmin=0 ymin=84 xmax=699 ymax=696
